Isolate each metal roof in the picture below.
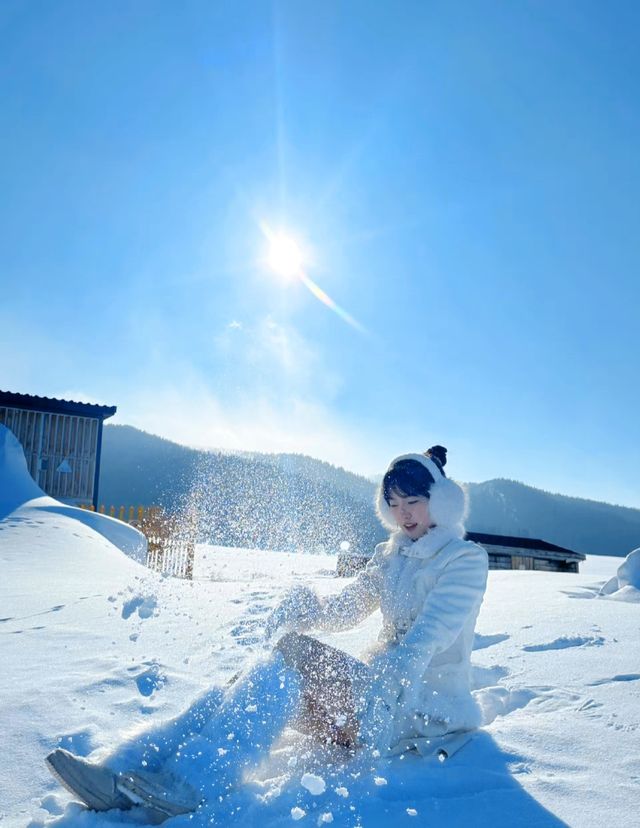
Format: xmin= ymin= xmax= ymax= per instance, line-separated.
xmin=467 ymin=530 xmax=585 ymax=561
xmin=0 ymin=390 xmax=117 ymax=420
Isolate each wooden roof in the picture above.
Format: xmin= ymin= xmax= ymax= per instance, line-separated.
xmin=466 ymin=531 xmax=585 ymax=561
xmin=0 ymin=390 xmax=116 ymax=420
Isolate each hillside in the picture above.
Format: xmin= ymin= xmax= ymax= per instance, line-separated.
xmin=100 ymin=425 xmax=385 ymax=555
xmin=101 ymin=426 xmax=640 ymax=558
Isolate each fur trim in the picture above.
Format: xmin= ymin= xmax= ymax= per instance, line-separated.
xmin=375 ymin=452 xmax=467 ymax=537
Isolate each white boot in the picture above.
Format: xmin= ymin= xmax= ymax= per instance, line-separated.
xmin=116 ymin=767 xmax=200 ymax=818
xmin=45 ymin=749 xmax=133 ymax=812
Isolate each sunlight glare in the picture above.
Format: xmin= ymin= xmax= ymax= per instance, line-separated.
xmin=266 ymin=232 xmax=305 ymax=280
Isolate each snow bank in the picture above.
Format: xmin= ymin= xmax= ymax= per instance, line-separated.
xmin=599 ymin=547 xmax=640 ymax=600
xmin=0 ymin=422 xmax=43 ymax=515
xmin=0 ymin=423 xmax=146 ymax=561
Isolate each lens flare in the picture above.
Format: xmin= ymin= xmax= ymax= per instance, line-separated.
xmin=261 ymin=222 xmax=366 ymax=334
xmin=297 ymin=271 xmax=366 ymax=334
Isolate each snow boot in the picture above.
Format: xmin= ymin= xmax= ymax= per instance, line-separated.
xmin=45 ymin=748 xmax=132 ymax=812
xmin=117 ymin=768 xmax=200 ymax=819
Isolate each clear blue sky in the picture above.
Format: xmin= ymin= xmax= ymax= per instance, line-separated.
xmin=1 ymin=1 xmax=639 ymax=507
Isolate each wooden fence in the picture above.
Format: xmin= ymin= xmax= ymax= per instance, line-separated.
xmin=81 ymin=504 xmax=195 ymax=580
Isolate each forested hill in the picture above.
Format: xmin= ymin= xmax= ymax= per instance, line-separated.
xmin=100 ymin=425 xmax=384 ymax=554
xmin=100 ymin=425 xmax=640 ymax=557
xmin=467 ymin=478 xmax=640 ymax=557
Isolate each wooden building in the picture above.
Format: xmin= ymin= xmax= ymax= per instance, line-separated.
xmin=466 ymin=531 xmax=585 ymax=573
xmin=0 ymin=390 xmax=116 ymax=508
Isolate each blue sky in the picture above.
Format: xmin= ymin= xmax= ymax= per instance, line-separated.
xmin=1 ymin=1 xmax=639 ymax=507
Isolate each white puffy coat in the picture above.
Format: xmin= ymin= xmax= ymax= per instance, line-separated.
xmin=316 ymin=525 xmax=488 ymax=749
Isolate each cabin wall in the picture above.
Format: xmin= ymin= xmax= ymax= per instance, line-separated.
xmin=482 ymin=541 xmax=581 ymax=573
xmin=0 ymin=406 xmax=99 ymax=504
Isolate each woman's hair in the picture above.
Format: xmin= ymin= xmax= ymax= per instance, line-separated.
xmin=382 ymin=445 xmax=448 ymax=503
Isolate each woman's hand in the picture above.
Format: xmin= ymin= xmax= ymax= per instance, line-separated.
xmin=264 ymin=585 xmax=322 ymax=641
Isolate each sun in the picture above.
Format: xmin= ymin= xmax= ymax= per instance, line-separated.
xmin=265 ymin=231 xmax=305 ymax=280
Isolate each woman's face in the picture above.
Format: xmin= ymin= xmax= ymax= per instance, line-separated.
xmin=387 ymin=489 xmax=432 ymax=540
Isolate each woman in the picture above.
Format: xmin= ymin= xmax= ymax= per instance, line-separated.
xmin=46 ymin=446 xmax=488 ymax=819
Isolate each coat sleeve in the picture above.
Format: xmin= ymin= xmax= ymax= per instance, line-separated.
xmin=316 ymin=544 xmax=385 ymax=632
xmin=401 ymin=542 xmax=488 ymax=659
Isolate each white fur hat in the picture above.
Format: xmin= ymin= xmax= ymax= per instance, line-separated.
xmin=375 ymin=451 xmax=467 ymax=537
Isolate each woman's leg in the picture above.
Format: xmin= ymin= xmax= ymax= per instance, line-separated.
xmin=130 ymin=651 xmax=303 ymax=802
xmin=47 ymin=655 xmax=297 ymax=813
xmin=104 ymin=685 xmax=226 ymax=773
xmin=275 ymin=632 xmax=371 ymax=747
xmin=45 ymin=684 xmax=227 ymax=812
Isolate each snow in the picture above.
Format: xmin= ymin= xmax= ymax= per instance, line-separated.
xmin=599 ymin=547 xmax=640 ymax=598
xmin=0 ymin=424 xmax=147 ymax=561
xmin=300 ymin=773 xmax=326 ymax=795
xmin=1 ymin=426 xmax=640 ymax=827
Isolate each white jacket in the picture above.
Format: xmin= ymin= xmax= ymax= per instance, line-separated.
xmin=316 ymin=525 xmax=488 ymax=749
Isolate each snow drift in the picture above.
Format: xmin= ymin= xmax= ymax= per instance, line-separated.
xmin=599 ymin=547 xmax=640 ymax=601
xmin=0 ymin=421 xmax=43 ymax=513
xmin=0 ymin=423 xmax=147 ymax=561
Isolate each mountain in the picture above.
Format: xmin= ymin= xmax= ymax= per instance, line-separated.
xmin=100 ymin=426 xmax=640 ymax=558
xmin=99 ymin=425 xmax=385 ymax=555
xmin=466 ymin=478 xmax=640 ymax=557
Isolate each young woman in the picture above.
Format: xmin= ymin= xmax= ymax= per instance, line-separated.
xmin=46 ymin=446 xmax=488 ymax=819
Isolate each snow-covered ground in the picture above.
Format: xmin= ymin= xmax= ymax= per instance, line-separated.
xmin=1 ymin=427 xmax=639 ymax=827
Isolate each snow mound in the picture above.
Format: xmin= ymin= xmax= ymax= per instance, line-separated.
xmin=0 ymin=423 xmax=44 ymax=515
xmin=0 ymin=423 xmax=146 ymax=561
xmin=599 ymin=548 xmax=640 ymax=601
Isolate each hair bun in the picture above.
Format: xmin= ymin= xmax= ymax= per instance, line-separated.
xmin=426 ymin=445 xmax=447 ymax=471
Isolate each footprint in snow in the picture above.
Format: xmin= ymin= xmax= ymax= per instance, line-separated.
xmin=121 ymin=594 xmax=158 ymax=620
xmin=127 ymin=662 xmax=167 ymax=697
xmin=473 ymin=633 xmax=510 ymax=650
xmin=230 ymin=618 xmax=263 ymax=646
xmin=39 ymin=794 xmax=65 ymax=816
xmin=523 ymin=635 xmax=605 ymax=652
xmin=246 ymin=601 xmax=273 ymax=616
xmin=586 ymin=673 xmax=640 ymax=687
